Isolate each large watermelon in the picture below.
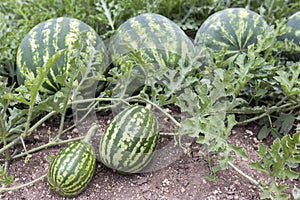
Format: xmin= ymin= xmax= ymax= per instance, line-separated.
xmin=109 ymin=13 xmax=193 ymax=69
xmin=99 ymin=105 xmax=159 ymax=174
xmin=195 ymin=8 xmax=268 ymax=61
xmin=108 ymin=13 xmax=194 ymax=94
xmin=16 ymin=17 xmax=108 ymax=94
xmin=278 ymin=11 xmax=300 ymax=61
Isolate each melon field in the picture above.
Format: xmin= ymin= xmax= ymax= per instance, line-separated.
xmin=0 ymin=0 xmax=300 ymax=199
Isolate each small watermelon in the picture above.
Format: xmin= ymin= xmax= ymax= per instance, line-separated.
xmin=48 ymin=124 xmax=98 ymax=197
xmin=16 ymin=17 xmax=108 ymax=94
xmin=195 ymin=8 xmax=268 ymax=61
xmin=278 ymin=11 xmax=300 ymax=61
xmin=99 ymin=105 xmax=159 ymax=174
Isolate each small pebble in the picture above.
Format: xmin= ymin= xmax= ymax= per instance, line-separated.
xmin=72 ymin=128 xmax=79 ymax=134
xmin=181 ymin=187 xmax=186 ymax=193
xmin=33 ymin=135 xmax=39 ymax=140
xmin=245 ymin=130 xmax=254 ymax=135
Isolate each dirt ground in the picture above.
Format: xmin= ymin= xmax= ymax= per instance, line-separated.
xmin=1 ymin=110 xmax=299 ymax=200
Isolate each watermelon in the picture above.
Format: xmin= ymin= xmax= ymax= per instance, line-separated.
xmin=195 ymin=8 xmax=268 ymax=61
xmin=99 ymin=105 xmax=159 ymax=174
xmin=108 ymin=13 xmax=194 ymax=93
xmin=16 ymin=17 xmax=108 ymax=94
xmin=278 ymin=11 xmax=300 ymax=61
xmin=47 ymin=125 xmax=98 ymax=197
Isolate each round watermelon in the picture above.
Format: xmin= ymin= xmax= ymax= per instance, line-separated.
xmin=195 ymin=8 xmax=268 ymax=61
xmin=16 ymin=17 xmax=108 ymax=94
xmin=278 ymin=11 xmax=300 ymax=61
xmin=108 ymin=13 xmax=194 ymax=94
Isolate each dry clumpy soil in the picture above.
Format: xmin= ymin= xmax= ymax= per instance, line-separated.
xmin=1 ymin=111 xmax=299 ymax=200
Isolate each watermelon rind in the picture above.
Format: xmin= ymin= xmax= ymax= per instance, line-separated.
xmin=99 ymin=105 xmax=159 ymax=174
xmin=277 ymin=11 xmax=300 ymax=61
xmin=195 ymin=8 xmax=268 ymax=61
xmin=16 ymin=17 xmax=108 ymax=95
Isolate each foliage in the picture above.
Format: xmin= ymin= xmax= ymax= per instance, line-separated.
xmin=249 ymin=132 xmax=300 ymax=200
xmin=0 ymin=0 xmax=299 ymax=198
xmin=0 ymin=165 xmax=13 ymax=187
xmin=0 ymin=76 xmax=27 ymax=145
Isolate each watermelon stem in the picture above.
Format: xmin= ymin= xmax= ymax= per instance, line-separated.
xmin=82 ymin=124 xmax=99 ymax=144
xmin=0 ymin=112 xmax=10 ymax=170
xmin=141 ymin=97 xmax=181 ymax=127
xmin=0 ymin=173 xmax=47 ymax=192
xmin=12 ymin=136 xmax=84 ymax=160
xmin=0 ymin=111 xmax=57 ymax=157
xmin=228 ymin=161 xmax=263 ymax=190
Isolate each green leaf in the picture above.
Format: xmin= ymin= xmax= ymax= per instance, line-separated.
xmin=255 ymin=143 xmax=269 ymax=160
xmin=26 ymin=50 xmax=66 ymax=104
xmin=0 ymin=165 xmax=14 ymax=187
xmin=250 ymin=132 xmax=300 ymax=199
xmin=204 ymin=174 xmax=217 ymax=183
xmin=34 ymin=89 xmax=69 ymax=113
xmin=254 ymin=88 xmax=268 ymax=97
xmin=273 ymin=114 xmax=295 ymax=135
xmin=274 ymin=62 xmax=300 ymax=97
xmin=248 ymin=162 xmax=267 ymax=173
xmin=280 ymin=167 xmax=299 ymax=180
xmin=258 ymin=125 xmax=271 ymax=140
xmin=229 ymin=144 xmax=248 ymax=159
xmin=3 ymin=92 xmax=29 ymax=105
xmin=260 ymin=181 xmax=290 ymax=200
xmin=270 ymin=129 xmax=282 ymax=139
xmin=211 ymin=162 xmax=228 ymax=174
xmin=176 ymin=87 xmax=201 ymax=116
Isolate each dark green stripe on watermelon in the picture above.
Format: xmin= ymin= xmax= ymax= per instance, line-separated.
xmin=16 ymin=17 xmax=108 ymax=94
xmin=47 ymin=141 xmax=96 ymax=197
xmin=195 ymin=8 xmax=268 ymax=60
xmin=99 ymin=105 xmax=159 ymax=174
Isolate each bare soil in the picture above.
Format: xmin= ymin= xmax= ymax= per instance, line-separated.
xmin=1 ymin=111 xmax=299 ymax=200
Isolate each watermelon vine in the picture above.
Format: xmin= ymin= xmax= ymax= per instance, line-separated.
xmin=0 ymin=0 xmax=300 ymax=199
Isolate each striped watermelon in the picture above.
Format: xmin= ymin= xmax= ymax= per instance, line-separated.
xmin=108 ymin=13 xmax=194 ymax=88
xmin=278 ymin=11 xmax=300 ymax=61
xmin=16 ymin=17 xmax=107 ymax=94
xmin=195 ymin=8 xmax=268 ymax=61
xmin=99 ymin=105 xmax=159 ymax=174
xmin=47 ymin=125 xmax=98 ymax=196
